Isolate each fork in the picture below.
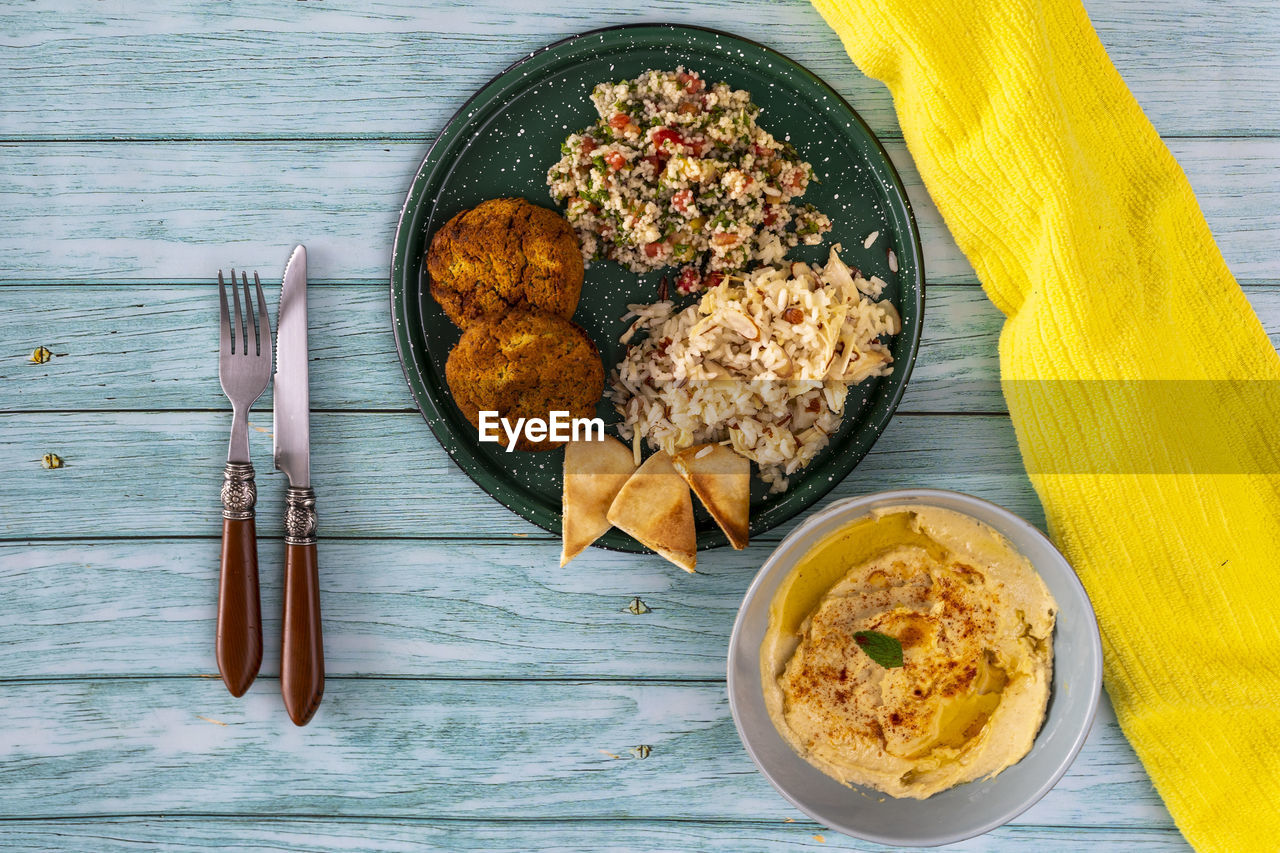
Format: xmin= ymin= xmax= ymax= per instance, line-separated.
xmin=217 ymin=269 xmax=273 ymax=697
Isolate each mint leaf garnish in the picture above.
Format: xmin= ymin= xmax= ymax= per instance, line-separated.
xmin=853 ymin=630 xmax=904 ymax=669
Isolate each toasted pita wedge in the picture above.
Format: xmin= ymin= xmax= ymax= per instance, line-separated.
xmin=561 ymin=436 xmax=638 ymax=566
xmin=673 ymin=443 xmax=751 ymax=550
xmin=607 ymin=450 xmax=697 ymax=572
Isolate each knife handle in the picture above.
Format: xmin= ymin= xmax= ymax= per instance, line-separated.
xmin=217 ymin=462 xmax=262 ymax=697
xmin=281 ymin=486 xmax=323 ymax=726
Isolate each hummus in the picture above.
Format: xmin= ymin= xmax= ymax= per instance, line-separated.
xmin=761 ymin=506 xmax=1057 ymax=799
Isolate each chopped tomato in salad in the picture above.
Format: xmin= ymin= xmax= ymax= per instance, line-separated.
xmin=547 ymin=67 xmax=831 ymax=290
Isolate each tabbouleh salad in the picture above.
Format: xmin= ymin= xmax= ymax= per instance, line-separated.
xmin=546 ymin=68 xmax=831 ymax=294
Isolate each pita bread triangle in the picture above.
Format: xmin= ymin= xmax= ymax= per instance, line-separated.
xmin=673 ymin=443 xmax=750 ymax=550
xmin=607 ymin=450 xmax=697 ymax=572
xmin=561 ymin=436 xmax=637 ymax=566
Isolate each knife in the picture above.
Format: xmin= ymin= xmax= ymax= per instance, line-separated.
xmin=274 ymin=244 xmax=324 ymax=726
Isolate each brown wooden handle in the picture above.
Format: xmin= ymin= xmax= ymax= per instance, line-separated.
xmin=281 ymin=539 xmax=323 ymax=725
xmin=217 ymin=515 xmax=262 ymax=696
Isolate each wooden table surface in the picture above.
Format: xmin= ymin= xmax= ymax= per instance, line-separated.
xmin=3 ymin=1 xmax=1276 ymax=849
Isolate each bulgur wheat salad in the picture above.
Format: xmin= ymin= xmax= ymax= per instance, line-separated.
xmin=547 ymin=68 xmax=831 ymax=294
xmin=611 ymin=246 xmax=900 ymax=492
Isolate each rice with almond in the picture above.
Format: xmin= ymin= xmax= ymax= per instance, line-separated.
xmin=611 ymin=247 xmax=900 ymax=492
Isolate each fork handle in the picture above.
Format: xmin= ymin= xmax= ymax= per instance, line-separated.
xmin=217 ymin=462 xmax=262 ymax=697
xmin=281 ymin=486 xmax=323 ymax=726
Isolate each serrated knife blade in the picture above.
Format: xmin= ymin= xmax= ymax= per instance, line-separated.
xmin=272 ymin=243 xmax=324 ymax=726
xmin=274 ymin=245 xmax=310 ymax=488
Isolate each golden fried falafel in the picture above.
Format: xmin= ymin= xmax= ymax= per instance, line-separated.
xmin=428 ymin=198 xmax=584 ymax=327
xmin=445 ymin=310 xmax=604 ymax=451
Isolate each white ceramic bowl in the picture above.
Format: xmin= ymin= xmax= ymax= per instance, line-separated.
xmin=727 ymin=489 xmax=1102 ymax=847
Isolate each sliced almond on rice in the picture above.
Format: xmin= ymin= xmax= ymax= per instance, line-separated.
xmin=672 ymin=443 xmax=751 ymax=550
xmin=607 ymin=450 xmax=697 ymax=572
xmin=835 ymin=327 xmax=860 ymax=376
xmin=843 ymin=348 xmax=890 ymax=382
xmin=719 ymin=308 xmax=760 ymax=341
xmin=700 ymin=360 xmax=731 ymax=380
xmin=561 ymin=436 xmax=638 ymax=567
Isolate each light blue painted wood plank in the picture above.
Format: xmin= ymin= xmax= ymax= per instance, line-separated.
xmin=0 ymin=411 xmax=1040 ymax=540
xmin=0 ymin=284 xmax=408 ymax=412
xmin=1 ymin=139 xmax=1277 ymax=283
xmin=0 ymin=538 xmax=786 ymax=680
xmin=0 ymin=0 xmax=1276 ymax=141
xmin=0 ymin=817 xmax=1192 ymax=852
xmin=6 ymin=284 xmax=1280 ymax=415
xmin=0 ymin=678 xmax=1173 ymax=830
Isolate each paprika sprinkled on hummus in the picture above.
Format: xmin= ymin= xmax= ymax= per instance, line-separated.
xmin=761 ymin=507 xmax=1057 ymax=799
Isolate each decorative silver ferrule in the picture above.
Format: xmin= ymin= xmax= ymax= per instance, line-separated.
xmin=221 ymin=462 xmax=257 ymax=520
xmin=284 ymin=486 xmax=317 ymax=545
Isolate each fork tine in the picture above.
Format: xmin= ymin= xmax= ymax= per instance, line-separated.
xmin=254 ymin=272 xmax=272 ymax=359
xmin=230 ymin=267 xmax=244 ymax=355
xmin=241 ymin=270 xmax=258 ymax=356
xmin=218 ymin=270 xmax=232 ymax=355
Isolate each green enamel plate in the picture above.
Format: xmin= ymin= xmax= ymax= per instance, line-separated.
xmin=391 ymin=24 xmax=924 ymax=552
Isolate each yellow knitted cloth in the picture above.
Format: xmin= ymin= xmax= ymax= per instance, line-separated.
xmin=810 ymin=0 xmax=1280 ymax=849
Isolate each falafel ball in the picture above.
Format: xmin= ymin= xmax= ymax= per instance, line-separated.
xmin=428 ymin=198 xmax=584 ymax=327
xmin=445 ymin=310 xmax=604 ymax=452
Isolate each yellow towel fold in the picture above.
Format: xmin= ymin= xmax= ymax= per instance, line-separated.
xmin=810 ymin=0 xmax=1280 ymax=849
